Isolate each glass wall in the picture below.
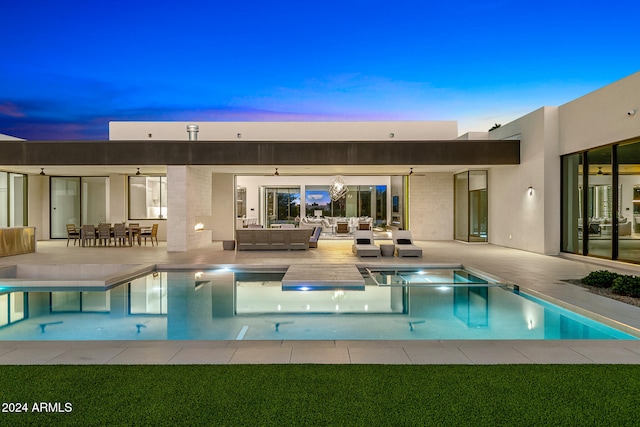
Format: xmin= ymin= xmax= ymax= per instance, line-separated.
xmin=454 ymin=171 xmax=487 ymax=242
xmin=454 ymin=172 xmax=469 ymax=241
xmin=562 ymin=141 xmax=640 ymax=263
xmin=50 ymin=177 xmax=81 ymax=238
xmin=0 ymin=172 xmax=7 ymax=228
xmin=0 ymin=171 xmax=27 ymax=228
xmin=469 ymin=171 xmax=488 ymax=241
xmin=561 ymin=154 xmax=582 ymax=254
xmin=129 ymin=176 xmax=167 ymax=219
xmin=51 ymin=177 xmax=108 ymax=238
xmin=618 ymin=141 xmax=640 ymax=263
xmin=9 ymin=173 xmax=26 ymax=226
xmin=587 ymin=147 xmax=613 ymax=258
xmin=304 ymin=185 xmax=386 ymax=222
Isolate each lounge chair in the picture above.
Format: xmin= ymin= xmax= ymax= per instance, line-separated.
xmin=352 ymin=230 xmax=380 ymax=257
xmin=392 ymin=230 xmax=422 ymax=257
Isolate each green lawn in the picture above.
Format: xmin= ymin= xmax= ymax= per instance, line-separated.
xmin=1 ymin=365 xmax=639 ymax=426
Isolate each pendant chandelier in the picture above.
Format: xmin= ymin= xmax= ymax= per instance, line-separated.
xmin=328 ymin=176 xmax=348 ymax=201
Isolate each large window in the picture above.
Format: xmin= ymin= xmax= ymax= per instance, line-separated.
xmin=561 ymin=141 xmax=640 ymax=263
xmin=0 ymin=171 xmax=27 ymax=227
xmin=129 ymin=176 xmax=167 ymax=220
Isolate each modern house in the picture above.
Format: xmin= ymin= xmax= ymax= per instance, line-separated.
xmin=1 ymin=71 xmax=639 ymax=265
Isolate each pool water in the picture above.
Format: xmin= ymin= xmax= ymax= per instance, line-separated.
xmin=0 ymin=268 xmax=636 ymax=341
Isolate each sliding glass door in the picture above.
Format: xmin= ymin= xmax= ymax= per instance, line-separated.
xmin=264 ymin=187 xmax=300 ymax=227
xmin=50 ymin=177 xmax=108 ymax=238
xmin=454 ymin=170 xmax=488 ymax=242
xmin=51 ymin=177 xmax=80 ymax=238
xmin=563 ymin=141 xmax=640 ymax=263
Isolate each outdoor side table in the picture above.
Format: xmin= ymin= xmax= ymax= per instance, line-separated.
xmin=380 ymin=244 xmax=395 ymax=257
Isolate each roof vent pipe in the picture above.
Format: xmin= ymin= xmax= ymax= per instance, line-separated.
xmin=187 ymin=124 xmax=199 ymax=141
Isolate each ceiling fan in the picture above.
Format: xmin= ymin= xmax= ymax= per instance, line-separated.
xmin=131 ymin=167 xmax=164 ymax=177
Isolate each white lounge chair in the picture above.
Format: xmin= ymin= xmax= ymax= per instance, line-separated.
xmin=352 ymin=230 xmax=380 ymax=257
xmin=392 ymin=230 xmax=422 ymax=257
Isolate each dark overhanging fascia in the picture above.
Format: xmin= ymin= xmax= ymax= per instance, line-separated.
xmin=0 ymin=139 xmax=520 ymax=166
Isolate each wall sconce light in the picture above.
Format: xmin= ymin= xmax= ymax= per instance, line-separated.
xmin=528 ymin=186 xmax=533 ymax=196
xmin=237 ymin=133 xmax=242 ymax=138
xmin=389 ymin=133 xmax=395 ymax=138
xmin=194 ymin=222 xmax=204 ymax=231
xmin=628 ymin=109 xmax=636 ymax=117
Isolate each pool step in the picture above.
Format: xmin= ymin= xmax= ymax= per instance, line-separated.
xmin=282 ymin=264 xmax=365 ymax=291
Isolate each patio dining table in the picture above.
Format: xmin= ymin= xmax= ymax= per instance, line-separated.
xmin=79 ymin=225 xmax=145 ymax=247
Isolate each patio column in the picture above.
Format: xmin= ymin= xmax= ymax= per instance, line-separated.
xmin=167 ymin=166 xmax=212 ymax=252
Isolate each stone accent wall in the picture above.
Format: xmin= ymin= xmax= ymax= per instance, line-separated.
xmin=167 ymin=166 xmax=212 ymax=252
xmin=409 ymin=173 xmax=454 ymax=240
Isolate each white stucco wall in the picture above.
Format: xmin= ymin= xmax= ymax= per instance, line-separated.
xmin=559 ymin=71 xmax=640 ymax=154
xmin=488 ymin=107 xmax=560 ymax=255
xmin=109 ymin=121 xmax=458 ymax=141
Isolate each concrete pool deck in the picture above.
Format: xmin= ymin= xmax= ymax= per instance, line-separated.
xmin=2 ymin=239 xmax=640 ymax=365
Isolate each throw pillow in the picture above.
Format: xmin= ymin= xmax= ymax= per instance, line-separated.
xmin=356 ymin=238 xmax=370 ymax=245
xmin=397 ymin=238 xmax=412 ymax=244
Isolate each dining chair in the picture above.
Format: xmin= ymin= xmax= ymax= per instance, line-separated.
xmin=97 ymin=223 xmax=113 ymax=246
xmin=140 ymin=223 xmax=159 ymax=246
xmin=81 ymin=224 xmax=96 ymax=247
xmin=113 ymin=223 xmax=128 ymax=246
xmin=66 ymin=224 xmax=80 ymax=247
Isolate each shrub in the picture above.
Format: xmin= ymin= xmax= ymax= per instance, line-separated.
xmin=581 ymin=270 xmax=620 ymax=288
xmin=612 ymin=275 xmax=640 ymax=298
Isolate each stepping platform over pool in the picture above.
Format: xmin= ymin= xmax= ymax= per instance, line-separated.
xmin=282 ymin=264 xmax=365 ymax=291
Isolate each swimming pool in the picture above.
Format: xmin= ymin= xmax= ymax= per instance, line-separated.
xmin=0 ymin=266 xmax=637 ymax=341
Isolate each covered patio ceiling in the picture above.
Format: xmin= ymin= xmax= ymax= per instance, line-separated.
xmin=0 ymin=164 xmax=505 ymax=177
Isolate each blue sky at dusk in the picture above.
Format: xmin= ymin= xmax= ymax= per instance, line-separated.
xmin=1 ymin=1 xmax=639 ymax=140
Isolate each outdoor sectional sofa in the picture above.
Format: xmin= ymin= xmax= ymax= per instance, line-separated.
xmin=236 ymin=228 xmax=313 ymax=251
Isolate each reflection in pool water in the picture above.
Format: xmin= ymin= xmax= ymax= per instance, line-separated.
xmin=0 ymin=268 xmax=636 ymax=341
